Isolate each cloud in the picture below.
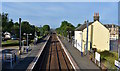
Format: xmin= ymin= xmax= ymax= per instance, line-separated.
xmin=2 ymin=2 xmax=118 ymax=28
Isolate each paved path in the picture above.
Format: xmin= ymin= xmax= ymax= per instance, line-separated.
xmin=59 ymin=36 xmax=100 ymax=70
xmin=2 ymin=36 xmax=49 ymax=71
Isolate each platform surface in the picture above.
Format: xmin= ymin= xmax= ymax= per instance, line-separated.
xmin=59 ymin=36 xmax=100 ymax=70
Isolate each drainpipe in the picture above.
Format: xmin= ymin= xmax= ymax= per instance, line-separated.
xmin=86 ymin=20 xmax=89 ymax=55
xmin=81 ymin=31 xmax=83 ymax=56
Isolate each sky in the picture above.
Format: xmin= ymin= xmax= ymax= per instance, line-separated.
xmin=2 ymin=2 xmax=118 ymax=28
xmin=1 ymin=0 xmax=120 ymax=2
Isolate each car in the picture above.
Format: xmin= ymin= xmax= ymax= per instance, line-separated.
xmin=11 ymin=35 xmax=18 ymax=40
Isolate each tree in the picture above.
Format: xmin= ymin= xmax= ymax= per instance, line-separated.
xmin=40 ymin=27 xmax=44 ymax=36
xmin=2 ymin=13 xmax=14 ymax=33
xmin=77 ymin=24 xmax=81 ymax=28
xmin=42 ymin=25 xmax=50 ymax=35
xmin=21 ymin=21 xmax=35 ymax=39
xmin=11 ymin=22 xmax=19 ymax=37
xmin=0 ymin=13 xmax=2 ymax=34
xmin=2 ymin=12 xmax=43 ymax=40
xmin=43 ymin=25 xmax=50 ymax=31
xmin=8 ymin=19 xmax=14 ymax=32
xmin=2 ymin=13 xmax=9 ymax=32
xmin=56 ymin=20 xmax=75 ymax=37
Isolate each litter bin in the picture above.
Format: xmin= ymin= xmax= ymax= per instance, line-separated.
xmin=26 ymin=46 xmax=29 ymax=53
xmin=81 ymin=52 xmax=83 ymax=57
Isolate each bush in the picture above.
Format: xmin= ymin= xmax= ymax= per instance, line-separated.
xmin=99 ymin=50 xmax=118 ymax=69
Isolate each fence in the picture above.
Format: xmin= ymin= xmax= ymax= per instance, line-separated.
xmin=88 ymin=51 xmax=108 ymax=71
xmin=2 ymin=49 xmax=19 ymax=68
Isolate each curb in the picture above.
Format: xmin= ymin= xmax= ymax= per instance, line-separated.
xmin=26 ymin=35 xmax=50 ymax=71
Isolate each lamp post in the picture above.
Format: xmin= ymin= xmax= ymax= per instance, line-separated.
xmin=19 ymin=18 xmax=22 ymax=55
xmin=70 ymin=31 xmax=71 ymax=42
xmin=23 ymin=33 xmax=32 ymax=48
xmin=62 ymin=31 xmax=64 ymax=39
xmin=67 ymin=31 xmax=69 ymax=41
xmin=34 ymin=31 xmax=37 ymax=47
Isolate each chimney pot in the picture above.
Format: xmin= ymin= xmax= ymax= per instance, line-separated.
xmin=98 ymin=12 xmax=99 ymax=16
xmin=93 ymin=12 xmax=100 ymax=21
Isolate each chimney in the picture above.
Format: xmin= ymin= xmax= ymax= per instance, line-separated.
xmin=84 ymin=20 xmax=87 ymax=24
xmin=93 ymin=12 xmax=100 ymax=21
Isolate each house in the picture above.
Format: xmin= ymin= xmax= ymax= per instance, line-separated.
xmin=74 ymin=13 xmax=110 ymax=52
xmin=103 ymin=24 xmax=119 ymax=51
xmin=104 ymin=24 xmax=119 ymax=40
xmin=4 ymin=32 xmax=11 ymax=39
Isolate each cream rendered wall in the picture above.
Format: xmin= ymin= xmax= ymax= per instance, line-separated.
xmin=82 ymin=24 xmax=92 ymax=52
xmin=75 ymin=20 xmax=110 ymax=52
xmin=82 ymin=21 xmax=110 ymax=51
xmin=92 ymin=21 xmax=110 ymax=51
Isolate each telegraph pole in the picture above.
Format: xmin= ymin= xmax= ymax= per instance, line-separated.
xmin=86 ymin=20 xmax=89 ymax=55
xmin=19 ymin=18 xmax=22 ymax=55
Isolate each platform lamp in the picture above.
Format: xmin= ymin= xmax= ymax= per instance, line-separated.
xmin=23 ymin=33 xmax=32 ymax=48
xmin=67 ymin=31 xmax=69 ymax=41
xmin=69 ymin=31 xmax=72 ymax=42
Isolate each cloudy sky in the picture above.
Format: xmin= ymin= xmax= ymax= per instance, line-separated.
xmin=2 ymin=2 xmax=118 ymax=28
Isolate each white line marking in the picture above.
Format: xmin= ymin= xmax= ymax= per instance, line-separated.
xmin=57 ymin=36 xmax=79 ymax=71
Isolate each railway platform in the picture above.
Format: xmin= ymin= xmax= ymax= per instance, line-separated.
xmin=2 ymin=35 xmax=50 ymax=71
xmin=58 ymin=36 xmax=100 ymax=70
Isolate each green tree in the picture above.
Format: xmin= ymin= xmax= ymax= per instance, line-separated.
xmin=42 ymin=25 xmax=50 ymax=31
xmin=56 ymin=20 xmax=75 ymax=37
xmin=0 ymin=13 xmax=2 ymax=35
xmin=8 ymin=19 xmax=14 ymax=32
xmin=2 ymin=13 xmax=14 ymax=33
xmin=11 ymin=22 xmax=19 ymax=37
xmin=2 ymin=12 xmax=43 ymax=40
xmin=2 ymin=13 xmax=9 ymax=32
xmin=77 ymin=24 xmax=81 ymax=28
xmin=21 ymin=21 xmax=35 ymax=39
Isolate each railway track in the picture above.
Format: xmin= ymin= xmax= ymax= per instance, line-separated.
xmin=33 ymin=33 xmax=74 ymax=71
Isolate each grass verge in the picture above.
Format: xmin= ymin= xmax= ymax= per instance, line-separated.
xmin=98 ymin=50 xmax=118 ymax=69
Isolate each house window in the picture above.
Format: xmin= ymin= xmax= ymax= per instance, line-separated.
xmin=109 ymin=29 xmax=111 ymax=32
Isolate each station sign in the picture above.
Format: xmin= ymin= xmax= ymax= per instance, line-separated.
xmin=95 ymin=52 xmax=100 ymax=62
xmin=115 ymin=60 xmax=120 ymax=68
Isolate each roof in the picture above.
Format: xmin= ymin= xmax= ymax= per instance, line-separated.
xmin=4 ymin=32 xmax=10 ymax=35
xmin=75 ymin=22 xmax=93 ymax=31
xmin=104 ymin=24 xmax=119 ymax=28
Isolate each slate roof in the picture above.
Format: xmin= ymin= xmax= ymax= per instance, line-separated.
xmin=104 ymin=24 xmax=119 ymax=28
xmin=75 ymin=22 xmax=93 ymax=31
